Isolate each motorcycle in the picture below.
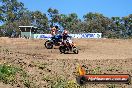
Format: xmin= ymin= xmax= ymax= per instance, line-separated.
xmin=59 ymin=37 xmax=79 ymax=54
xmin=44 ymin=34 xmax=62 ymax=49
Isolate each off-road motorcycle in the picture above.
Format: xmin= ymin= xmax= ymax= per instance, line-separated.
xmin=44 ymin=34 xmax=62 ymax=49
xmin=59 ymin=37 xmax=79 ymax=54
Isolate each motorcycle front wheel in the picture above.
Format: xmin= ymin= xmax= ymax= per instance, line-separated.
xmin=73 ymin=47 xmax=79 ymax=54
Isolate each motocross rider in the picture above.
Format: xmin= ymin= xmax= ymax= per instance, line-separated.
xmin=51 ymin=25 xmax=58 ymax=37
xmin=50 ymin=25 xmax=59 ymax=42
xmin=62 ymin=30 xmax=72 ymax=48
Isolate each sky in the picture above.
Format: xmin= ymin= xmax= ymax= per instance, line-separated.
xmin=0 ymin=0 xmax=132 ymax=26
xmin=17 ymin=0 xmax=132 ymax=19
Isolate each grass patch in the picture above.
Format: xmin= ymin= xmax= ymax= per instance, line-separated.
xmin=28 ymin=61 xmax=48 ymax=70
xmin=106 ymin=84 xmax=116 ymax=88
xmin=2 ymin=48 xmax=9 ymax=53
xmin=0 ymin=64 xmax=34 ymax=87
xmin=38 ymin=63 xmax=47 ymax=70
xmin=19 ymin=70 xmax=31 ymax=88
xmin=23 ymin=78 xmax=31 ymax=88
xmin=42 ymin=75 xmax=80 ymax=88
xmin=106 ymin=66 xmax=121 ymax=72
xmin=90 ymin=66 xmax=101 ymax=74
xmin=0 ymin=64 xmax=20 ymax=84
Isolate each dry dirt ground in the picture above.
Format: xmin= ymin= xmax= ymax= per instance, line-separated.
xmin=0 ymin=37 xmax=132 ymax=88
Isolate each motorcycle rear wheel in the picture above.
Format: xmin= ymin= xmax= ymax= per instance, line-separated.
xmin=59 ymin=46 xmax=65 ymax=53
xmin=44 ymin=41 xmax=53 ymax=49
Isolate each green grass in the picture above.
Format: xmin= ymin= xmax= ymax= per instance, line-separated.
xmin=2 ymin=48 xmax=9 ymax=53
xmin=2 ymin=48 xmax=10 ymax=54
xmin=0 ymin=64 xmax=20 ymax=84
xmin=54 ymin=76 xmax=78 ymax=88
xmin=23 ymin=78 xmax=31 ymax=88
xmin=0 ymin=64 xmax=34 ymax=87
xmin=43 ymin=75 xmax=80 ymax=88
xmin=106 ymin=66 xmax=121 ymax=72
xmin=30 ymin=61 xmax=48 ymax=70
xmin=90 ymin=66 xmax=101 ymax=74
xmin=106 ymin=84 xmax=116 ymax=88
xmin=38 ymin=63 xmax=47 ymax=70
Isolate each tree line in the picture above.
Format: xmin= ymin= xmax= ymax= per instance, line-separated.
xmin=0 ymin=0 xmax=132 ymax=38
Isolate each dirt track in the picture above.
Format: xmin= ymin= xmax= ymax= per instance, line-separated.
xmin=1 ymin=37 xmax=132 ymax=60
xmin=0 ymin=37 xmax=132 ymax=88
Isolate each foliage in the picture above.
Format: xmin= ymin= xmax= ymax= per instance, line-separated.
xmin=0 ymin=64 xmax=19 ymax=84
xmin=0 ymin=63 xmax=34 ymax=87
xmin=43 ymin=75 xmax=80 ymax=88
xmin=0 ymin=0 xmax=24 ymax=22
xmin=0 ymin=0 xmax=132 ymax=38
xmin=106 ymin=84 xmax=116 ymax=88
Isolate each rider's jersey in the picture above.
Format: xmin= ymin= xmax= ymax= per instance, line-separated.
xmin=62 ymin=34 xmax=72 ymax=43
xmin=62 ymin=34 xmax=69 ymax=40
xmin=51 ymin=27 xmax=57 ymax=36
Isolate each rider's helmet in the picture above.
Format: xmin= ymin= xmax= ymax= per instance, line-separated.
xmin=55 ymin=25 xmax=58 ymax=29
xmin=51 ymin=25 xmax=58 ymax=35
xmin=63 ymin=30 xmax=68 ymax=35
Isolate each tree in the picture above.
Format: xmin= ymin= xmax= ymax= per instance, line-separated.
xmin=31 ymin=11 xmax=49 ymax=33
xmin=57 ymin=13 xmax=81 ymax=33
xmin=0 ymin=0 xmax=24 ymax=23
xmin=83 ymin=12 xmax=112 ymax=36
xmin=121 ymin=14 xmax=132 ymax=38
xmin=0 ymin=1 xmax=132 ymax=38
xmin=47 ymin=8 xmax=59 ymax=26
